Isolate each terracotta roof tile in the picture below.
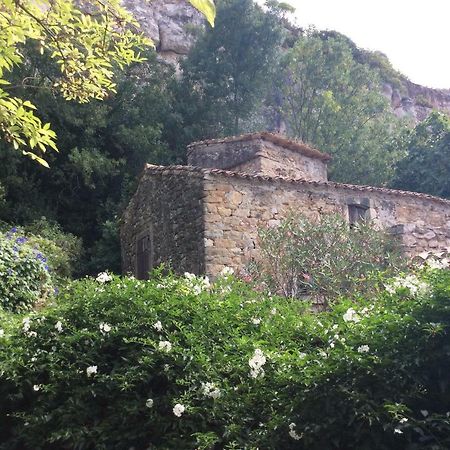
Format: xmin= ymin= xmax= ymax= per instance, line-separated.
xmin=144 ymin=163 xmax=450 ymax=206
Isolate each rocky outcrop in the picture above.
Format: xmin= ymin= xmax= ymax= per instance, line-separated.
xmin=122 ymin=0 xmax=204 ymax=64
xmin=123 ymin=0 xmax=450 ymax=122
xmin=383 ymin=81 xmax=450 ymax=122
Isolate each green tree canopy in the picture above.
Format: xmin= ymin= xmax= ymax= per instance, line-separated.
xmin=276 ymin=31 xmax=406 ymax=186
xmin=0 ymin=49 xmax=178 ymax=274
xmin=174 ymin=0 xmax=283 ymax=144
xmin=0 ymin=0 xmax=214 ymax=167
xmin=391 ymin=111 xmax=450 ymax=199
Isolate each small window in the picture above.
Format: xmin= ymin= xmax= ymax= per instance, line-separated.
xmin=348 ymin=204 xmax=368 ymax=228
xmin=136 ymin=233 xmax=153 ymax=280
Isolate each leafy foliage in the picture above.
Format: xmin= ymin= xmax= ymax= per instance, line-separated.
xmin=0 ymin=0 xmax=152 ymax=165
xmin=189 ymin=0 xmax=216 ymax=27
xmin=391 ymin=111 xmax=450 ymax=199
xmin=276 ymin=31 xmax=406 ymax=185
xmin=0 ymin=51 xmax=176 ymax=274
xmin=0 ymin=0 xmax=216 ymax=166
xmin=0 ymin=228 xmax=53 ymax=312
xmin=316 ymin=30 xmax=406 ymax=91
xmin=1 ymin=268 xmax=450 ymax=449
xmin=174 ymin=0 xmax=283 ymax=146
xmin=21 ymin=218 xmax=83 ymax=280
xmin=252 ymin=213 xmax=405 ymax=305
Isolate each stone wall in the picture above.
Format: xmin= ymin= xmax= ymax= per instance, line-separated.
xmin=257 ymin=142 xmax=328 ymax=181
xmin=121 ymin=165 xmax=450 ymax=279
xmin=187 ymin=134 xmax=329 ymax=181
xmin=188 ymin=139 xmax=262 ymax=171
xmin=201 ymin=170 xmax=450 ymax=277
xmin=120 ymin=166 xmax=205 ymax=277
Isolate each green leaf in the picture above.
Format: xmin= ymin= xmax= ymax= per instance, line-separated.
xmin=23 ymin=100 xmax=36 ymax=110
xmin=189 ymin=0 xmax=216 ymax=26
xmin=22 ymin=151 xmax=50 ymax=168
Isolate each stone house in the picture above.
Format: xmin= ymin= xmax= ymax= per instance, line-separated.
xmin=120 ymin=132 xmax=450 ymax=279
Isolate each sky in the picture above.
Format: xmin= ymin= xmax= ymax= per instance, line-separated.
xmin=285 ymin=0 xmax=449 ymax=89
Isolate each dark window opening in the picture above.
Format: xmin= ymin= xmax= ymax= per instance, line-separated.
xmin=348 ymin=204 xmax=368 ymax=228
xmin=136 ymin=233 xmax=153 ymax=280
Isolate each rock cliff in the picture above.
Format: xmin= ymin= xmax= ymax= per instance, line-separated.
xmin=122 ymin=0 xmax=204 ymax=66
xmin=124 ymin=0 xmax=450 ymax=122
xmin=383 ymin=80 xmax=450 ymax=122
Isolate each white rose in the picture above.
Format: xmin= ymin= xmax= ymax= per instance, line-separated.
xmin=96 ymin=272 xmax=112 ymax=283
xmin=158 ymin=341 xmax=172 ymax=352
xmin=173 ymin=403 xmax=185 ymax=417
xmin=86 ymin=365 xmax=98 ymax=377
xmin=99 ymin=322 xmax=112 ymax=333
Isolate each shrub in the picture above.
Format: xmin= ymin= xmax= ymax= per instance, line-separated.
xmin=0 ymin=218 xmax=83 ymax=282
xmin=23 ymin=217 xmax=83 ymax=279
xmin=86 ymin=219 xmax=121 ymax=274
xmin=1 ymin=267 xmax=450 ymax=449
xmin=415 ymin=95 xmax=433 ymax=109
xmin=0 ymin=228 xmax=53 ymax=312
xmin=251 ymin=213 xmax=405 ymax=305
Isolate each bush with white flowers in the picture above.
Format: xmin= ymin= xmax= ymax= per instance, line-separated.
xmin=1 ymin=268 xmax=450 ymax=449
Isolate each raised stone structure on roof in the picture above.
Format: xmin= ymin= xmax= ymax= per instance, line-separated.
xmin=121 ymin=133 xmax=450 ymax=279
xmin=187 ymin=132 xmax=330 ymax=182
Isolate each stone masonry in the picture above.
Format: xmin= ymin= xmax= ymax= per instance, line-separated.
xmin=187 ymin=132 xmax=330 ymax=181
xmin=121 ymin=167 xmax=205 ymax=277
xmin=121 ymin=133 xmax=450 ymax=279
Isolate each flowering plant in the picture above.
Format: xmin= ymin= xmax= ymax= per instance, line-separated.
xmin=253 ymin=213 xmax=406 ymax=305
xmin=0 ymin=229 xmax=54 ymax=311
xmin=1 ymin=269 xmax=450 ymax=449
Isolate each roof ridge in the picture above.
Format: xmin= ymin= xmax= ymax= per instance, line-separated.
xmin=144 ymin=163 xmax=450 ymax=205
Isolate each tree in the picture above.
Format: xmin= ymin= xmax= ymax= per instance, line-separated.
xmin=0 ymin=49 xmax=179 ymax=274
xmin=174 ymin=0 xmax=283 ymax=144
xmin=390 ymin=111 xmax=450 ymax=199
xmin=0 ymin=0 xmax=215 ymax=167
xmin=276 ymin=31 xmax=405 ymax=186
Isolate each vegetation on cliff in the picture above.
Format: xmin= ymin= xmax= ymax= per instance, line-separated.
xmin=275 ymin=31 xmax=406 ymax=185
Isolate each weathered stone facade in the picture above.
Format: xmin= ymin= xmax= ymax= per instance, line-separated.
xmin=187 ymin=132 xmax=330 ymax=181
xmin=121 ymin=133 xmax=450 ymax=279
xmin=121 ymin=167 xmax=205 ymax=277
